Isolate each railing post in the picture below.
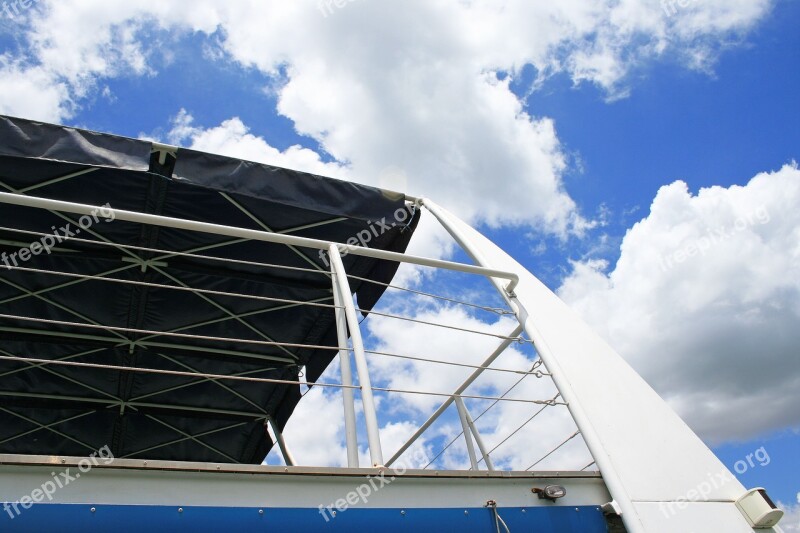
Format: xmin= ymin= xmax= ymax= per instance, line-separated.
xmin=331 ymin=262 xmax=360 ymax=468
xmin=455 ymin=396 xmax=479 ymax=470
xmin=328 ymin=244 xmax=384 ymax=467
xmin=267 ymin=417 xmax=296 ymax=467
xmin=463 ymin=402 xmax=495 ymax=471
xmin=384 ymin=324 xmax=523 ymax=467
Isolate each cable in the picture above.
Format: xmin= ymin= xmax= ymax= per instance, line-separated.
xmin=476 ymin=393 xmax=561 ymax=465
xmin=424 ymin=359 xmax=548 ymax=468
xmin=0 ymin=354 xmax=565 ymax=406
xmin=486 ymin=501 xmax=511 ymax=533
xmin=525 ymin=430 xmax=581 ymax=471
xmin=1 ymin=265 xmax=340 ymax=310
xmin=356 ymin=306 xmax=526 ymax=341
xmin=0 ymin=314 xmax=543 ymax=377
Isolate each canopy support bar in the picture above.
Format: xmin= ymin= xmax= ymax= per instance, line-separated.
xmin=454 ymin=396 xmax=479 ymax=470
xmin=0 ymin=192 xmax=518 ymax=291
xmin=463 ymin=400 xmax=495 ymax=471
xmin=328 ymin=244 xmax=384 ymax=467
xmin=331 ymin=257 xmax=360 ymax=468
xmin=267 ymin=417 xmax=296 ymax=467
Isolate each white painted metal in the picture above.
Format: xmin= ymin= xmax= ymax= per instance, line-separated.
xmin=463 ymin=402 xmax=495 ymax=471
xmin=634 ymin=502 xmax=767 ymax=533
xmin=0 ymin=188 xmax=780 ymax=529
xmin=267 ymin=417 xmax=297 ymax=467
xmin=0 ymin=192 xmax=519 ymax=292
xmin=385 ymin=324 xmax=524 ymax=467
xmin=454 ymin=396 xmax=479 ymax=470
xmin=331 ymin=255 xmax=360 ymax=468
xmin=328 ymin=244 xmax=384 ymax=467
xmin=0 ymin=460 xmax=611 ymax=509
xmin=421 ymin=199 xmax=772 ymax=532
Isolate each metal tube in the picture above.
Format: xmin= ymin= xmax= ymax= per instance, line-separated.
xmin=454 ymin=396 xmax=479 ymax=470
xmin=267 ymin=417 xmax=296 ymax=467
xmin=331 ymin=261 xmax=360 ymax=468
xmin=0 ymin=193 xmax=517 ymax=288
xmin=385 ymin=324 xmax=523 ymax=467
xmin=463 ymin=403 xmax=495 ymax=471
xmin=421 ymin=198 xmax=645 ymax=533
xmin=328 ymin=245 xmax=384 ymax=467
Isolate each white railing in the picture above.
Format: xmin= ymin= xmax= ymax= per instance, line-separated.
xmin=0 ymin=192 xmax=587 ymax=473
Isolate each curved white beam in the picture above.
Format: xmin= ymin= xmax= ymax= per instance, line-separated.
xmin=420 ymin=199 xmax=770 ymax=533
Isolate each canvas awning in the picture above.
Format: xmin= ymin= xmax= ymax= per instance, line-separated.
xmin=0 ymin=115 xmax=419 ymax=464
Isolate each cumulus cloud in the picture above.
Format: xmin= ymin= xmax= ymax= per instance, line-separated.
xmin=0 ymin=0 xmax=787 ymax=467
xmin=0 ymin=0 xmax=776 ymax=235
xmin=164 ymin=109 xmax=349 ymax=179
xmin=559 ymin=163 xmax=800 ymax=443
xmin=777 ymin=494 xmax=800 ymax=533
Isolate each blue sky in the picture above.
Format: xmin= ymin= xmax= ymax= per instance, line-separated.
xmin=1 ymin=0 xmax=798 ymax=519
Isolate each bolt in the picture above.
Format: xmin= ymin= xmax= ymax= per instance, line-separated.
xmin=90 ymin=508 xmax=96 ymax=513
xmin=400 ymin=510 xmax=406 ymax=515
xmin=61 ymin=459 xmax=66 ymax=464
xmin=259 ymin=509 xmax=264 ymax=515
xmin=464 ymin=510 xmax=469 ymax=515
xmin=178 ymin=508 xmax=183 ymax=513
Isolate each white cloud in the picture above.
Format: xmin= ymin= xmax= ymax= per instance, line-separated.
xmin=559 ymin=163 xmax=800 ymax=443
xmin=0 ymin=0 xmax=776 ymax=235
xmin=777 ymin=494 xmax=800 ymax=533
xmin=164 ymin=109 xmax=349 ymax=180
xmin=0 ymin=0 xmax=788 ymax=466
xmin=0 ymin=59 xmax=68 ymax=121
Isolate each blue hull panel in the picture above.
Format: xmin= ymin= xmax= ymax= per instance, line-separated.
xmin=2 ymin=504 xmax=609 ymax=532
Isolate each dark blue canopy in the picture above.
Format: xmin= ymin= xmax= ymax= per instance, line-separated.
xmin=0 ymin=115 xmax=419 ymax=464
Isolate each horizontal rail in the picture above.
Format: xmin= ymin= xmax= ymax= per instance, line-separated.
xmin=1 ymin=265 xmax=518 ymax=341
xmin=0 ymin=453 xmax=603 ymax=478
xmin=0 ymin=193 xmax=519 ymax=291
xmin=0 ymin=225 xmax=514 ymax=316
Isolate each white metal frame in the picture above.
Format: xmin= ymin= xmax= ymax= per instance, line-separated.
xmin=0 ymin=190 xmax=778 ymax=532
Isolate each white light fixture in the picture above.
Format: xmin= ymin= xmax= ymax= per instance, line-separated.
xmin=736 ymin=488 xmax=784 ymax=529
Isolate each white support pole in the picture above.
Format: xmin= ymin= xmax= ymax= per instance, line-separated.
xmin=463 ymin=403 xmax=495 ymax=471
xmin=331 ymin=258 xmax=360 ymax=468
xmin=454 ymin=396 xmax=479 ymax=470
xmin=421 ymin=198 xmax=645 ymax=533
xmin=328 ymin=245 xmax=384 ymax=467
xmin=384 ymin=324 xmax=523 ymax=467
xmin=267 ymin=417 xmax=296 ymax=467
